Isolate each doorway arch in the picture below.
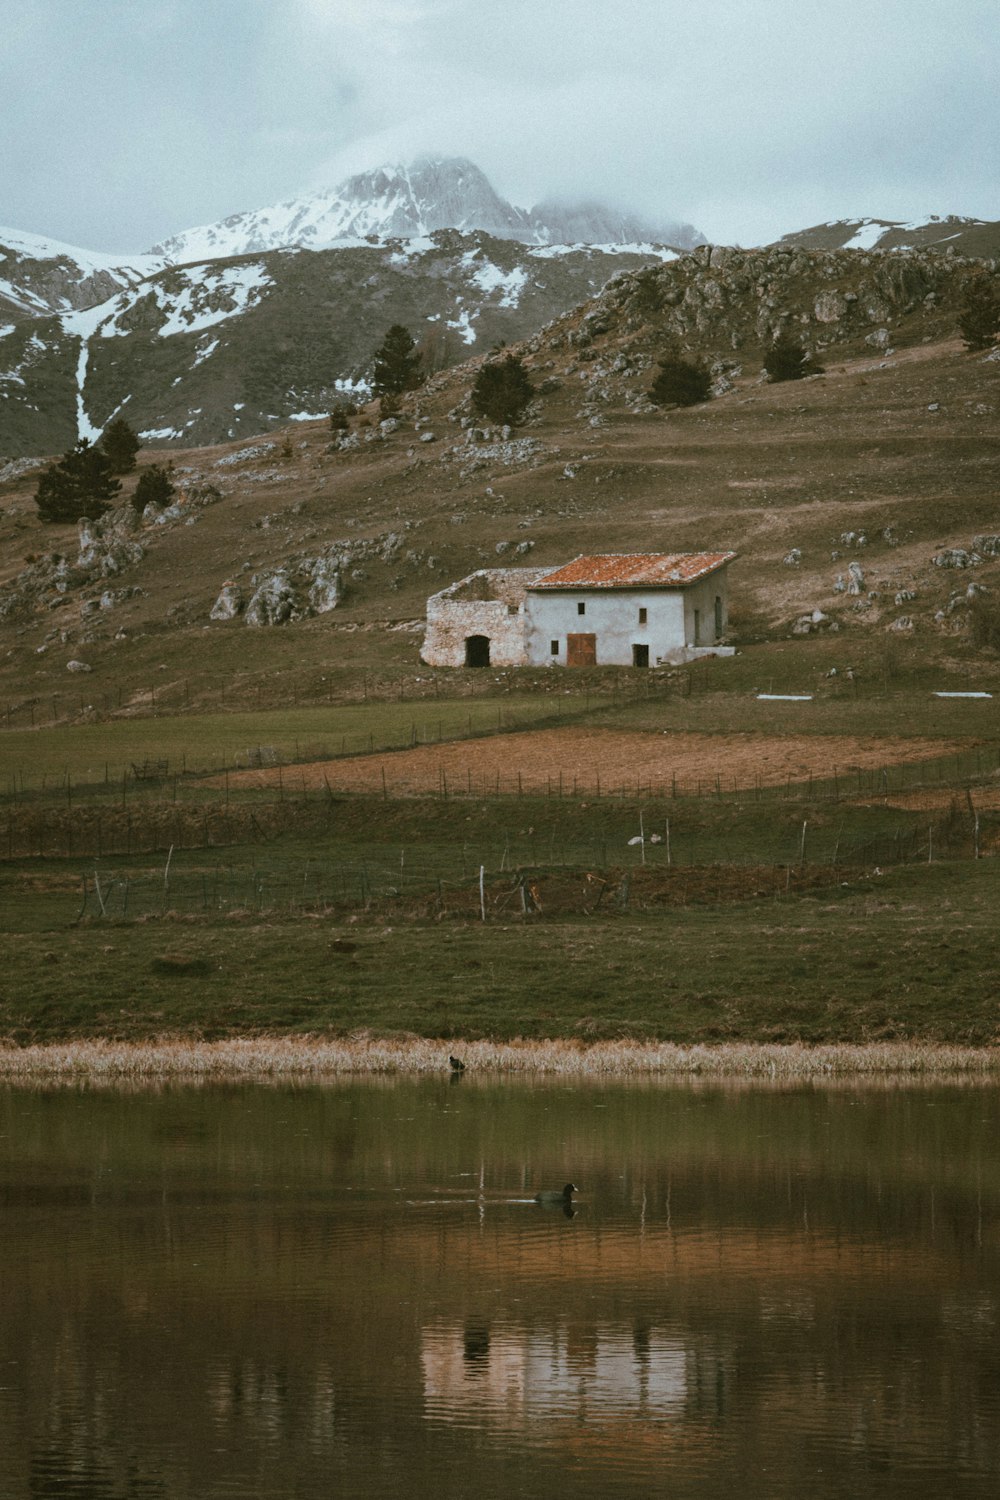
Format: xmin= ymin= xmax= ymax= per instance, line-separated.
xmin=465 ymin=635 xmax=491 ymax=667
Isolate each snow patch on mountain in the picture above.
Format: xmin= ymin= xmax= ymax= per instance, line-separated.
xmin=147 ymin=263 xmax=273 ymax=338
xmin=0 ymin=225 xmax=163 ymax=279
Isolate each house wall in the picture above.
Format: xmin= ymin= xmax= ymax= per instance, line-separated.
xmin=422 ymin=565 xmax=732 ymax=669
xmin=421 ymin=568 xmax=547 ymax=667
xmin=682 ymin=571 xmax=729 ymax=649
xmin=526 ymin=576 xmax=730 ymax=666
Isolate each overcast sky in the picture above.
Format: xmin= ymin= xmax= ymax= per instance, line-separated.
xmin=3 ymin=0 xmax=997 ymax=252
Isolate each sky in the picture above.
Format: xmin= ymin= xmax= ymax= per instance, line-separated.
xmin=2 ymin=0 xmax=997 ymax=253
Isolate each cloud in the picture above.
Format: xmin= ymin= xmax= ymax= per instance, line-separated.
xmin=1 ymin=0 xmax=997 ymax=250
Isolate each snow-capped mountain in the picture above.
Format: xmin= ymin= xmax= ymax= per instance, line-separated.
xmin=149 ymin=157 xmax=703 ymax=262
xmin=0 ymin=231 xmax=678 ymax=457
xmin=770 ymin=214 xmax=999 ymax=258
xmin=0 ymin=226 xmax=163 ymax=325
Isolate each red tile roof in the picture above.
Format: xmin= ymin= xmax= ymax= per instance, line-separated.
xmin=531 ymin=553 xmax=736 ymax=589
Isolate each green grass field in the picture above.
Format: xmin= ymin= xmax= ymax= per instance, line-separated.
xmin=0 ymin=857 xmax=997 ymax=1047
xmin=1 ymin=654 xmax=997 ymax=1050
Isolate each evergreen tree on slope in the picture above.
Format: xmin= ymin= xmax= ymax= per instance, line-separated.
xmin=471 ymin=352 xmax=534 ymax=425
xmin=370 ymin=325 xmax=424 ymax=399
xmin=35 ymin=439 xmax=122 ymax=524
xmin=100 ymin=417 xmax=141 ymax=473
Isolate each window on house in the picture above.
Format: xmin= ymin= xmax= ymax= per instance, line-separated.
xmin=638 ymin=607 xmax=647 ymax=625
xmin=577 ymin=601 xmax=586 ymax=616
xmin=550 ymin=640 xmax=559 ymax=655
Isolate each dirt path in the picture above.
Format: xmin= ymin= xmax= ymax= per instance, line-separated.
xmin=215 ymin=728 xmax=977 ymax=797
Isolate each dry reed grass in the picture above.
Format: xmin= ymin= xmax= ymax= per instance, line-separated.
xmin=0 ymin=1036 xmax=997 ymax=1084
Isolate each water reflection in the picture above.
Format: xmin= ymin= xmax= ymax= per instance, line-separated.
xmin=0 ymin=1076 xmax=997 ymax=1499
xmin=422 ymin=1320 xmax=687 ymax=1428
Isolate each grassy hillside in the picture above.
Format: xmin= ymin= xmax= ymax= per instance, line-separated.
xmin=1 ymin=247 xmax=998 ymax=1051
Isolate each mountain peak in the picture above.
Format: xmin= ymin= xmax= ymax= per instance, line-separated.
xmin=147 ymin=157 xmax=702 ymax=262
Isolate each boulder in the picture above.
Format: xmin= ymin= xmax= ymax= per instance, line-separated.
xmin=210 ymin=583 xmax=244 ymax=621
xmin=245 ymin=570 xmax=298 ymax=627
xmin=305 ymin=556 xmax=342 ymax=614
xmin=814 ymin=291 xmax=848 ymax=323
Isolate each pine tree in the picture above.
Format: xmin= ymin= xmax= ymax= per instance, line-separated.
xmin=470 ymin=353 xmax=534 ymax=425
xmin=647 ymin=351 xmax=711 ymax=407
xmin=133 ymin=464 xmax=175 ymax=513
xmin=100 ymin=417 xmax=141 ymax=473
xmin=35 ymin=439 xmax=122 ymax=524
xmin=370 ymin=325 xmax=424 ymax=398
xmin=958 ymin=275 xmax=1000 ymax=350
xmin=763 ymin=338 xmax=823 ymax=383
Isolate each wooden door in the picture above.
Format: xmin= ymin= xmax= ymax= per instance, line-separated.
xmin=566 ymin=632 xmax=597 ymax=667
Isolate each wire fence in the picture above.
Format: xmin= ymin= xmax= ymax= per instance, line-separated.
xmin=2 ymin=739 xmax=998 ymax=836
xmin=52 ymin=805 xmax=994 ymax=924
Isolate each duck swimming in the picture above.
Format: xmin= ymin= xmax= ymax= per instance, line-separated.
xmin=534 ymin=1183 xmax=577 ymax=1206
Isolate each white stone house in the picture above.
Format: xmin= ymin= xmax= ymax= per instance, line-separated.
xmin=422 ymin=552 xmax=736 ymax=668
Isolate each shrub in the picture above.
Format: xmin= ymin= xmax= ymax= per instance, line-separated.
xmin=969 ymin=593 xmax=1000 ymax=648
xmin=647 ymin=351 xmax=711 ymax=407
xmin=133 ymin=464 xmax=176 ymax=513
xmin=329 ymin=404 xmax=354 ymax=431
xmin=471 ymin=353 xmax=534 ymax=425
xmin=763 ymin=339 xmax=824 ymax=382
xmin=958 ymin=275 xmax=1000 ymax=351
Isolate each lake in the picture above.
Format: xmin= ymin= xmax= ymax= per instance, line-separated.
xmin=0 ymin=1075 xmax=997 ymax=1498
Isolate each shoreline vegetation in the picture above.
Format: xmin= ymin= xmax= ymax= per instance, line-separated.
xmin=0 ymin=1037 xmax=998 ymax=1085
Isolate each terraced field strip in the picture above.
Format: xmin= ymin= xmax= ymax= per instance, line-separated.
xmin=213 ymin=728 xmax=985 ymax=798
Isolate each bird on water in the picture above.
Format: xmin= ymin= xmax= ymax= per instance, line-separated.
xmin=534 ymin=1183 xmax=577 ymax=1206
xmin=449 ymin=1055 xmax=466 ymax=1072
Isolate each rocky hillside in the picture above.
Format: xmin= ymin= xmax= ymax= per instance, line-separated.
xmin=0 ymin=233 xmax=678 ymax=458
xmin=771 ymin=215 xmax=1000 ymax=259
xmin=1 ymin=237 xmax=998 ymax=722
xmin=0 ymin=227 xmax=162 ymax=325
xmin=150 ymin=156 xmax=704 ymax=262
xmin=515 ymin=241 xmax=997 ymax=386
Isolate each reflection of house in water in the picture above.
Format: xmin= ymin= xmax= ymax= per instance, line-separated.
xmin=421 ymin=1321 xmax=687 ymax=1428
xmin=422 ymin=554 xmax=737 ymax=669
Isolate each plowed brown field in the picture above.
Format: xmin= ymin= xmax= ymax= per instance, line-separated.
xmin=215 ymin=728 xmax=977 ymax=797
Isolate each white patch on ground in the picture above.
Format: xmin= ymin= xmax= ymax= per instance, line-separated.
xmin=139 ymin=427 xmax=182 ymax=440
xmin=0 ymin=224 xmax=164 ymax=279
xmin=469 ymin=260 xmax=528 ymax=307
xmin=288 ymin=410 xmax=329 ymax=422
xmin=60 ymin=300 xmax=116 ymax=441
xmin=192 ymin=337 xmax=220 ymax=367
xmin=151 ymin=263 xmax=273 ymax=338
xmin=527 ymin=242 xmax=678 ymax=261
xmin=447 ymin=307 xmax=477 ymax=344
xmin=842 ymin=221 xmax=892 ymax=251
xmin=388 ymin=236 xmax=435 ymax=263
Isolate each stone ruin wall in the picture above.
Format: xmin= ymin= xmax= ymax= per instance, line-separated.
xmin=421 ymin=568 xmax=550 ymax=667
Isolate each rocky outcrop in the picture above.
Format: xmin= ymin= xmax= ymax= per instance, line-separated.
xmin=211 ymin=531 xmax=415 ymax=625
xmin=0 ymin=503 xmax=148 ymax=620
xmin=566 ymin=244 xmax=991 ymax=368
